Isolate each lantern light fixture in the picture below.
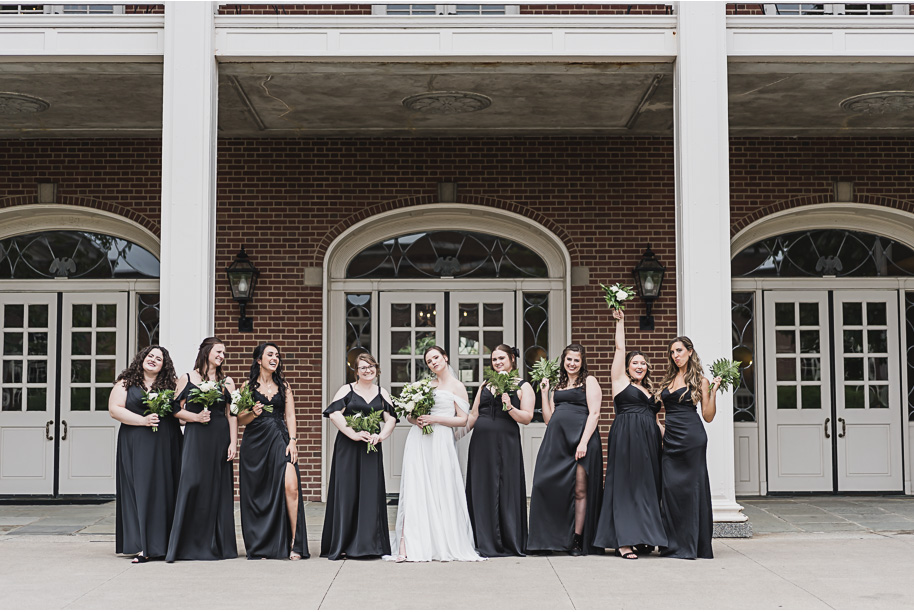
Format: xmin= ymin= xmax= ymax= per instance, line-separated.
xmin=225 ymin=246 xmax=259 ymax=332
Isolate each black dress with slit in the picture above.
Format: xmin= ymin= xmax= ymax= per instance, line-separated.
xmin=165 ymin=379 xmax=238 ymax=562
xmin=115 ymin=385 xmax=183 ymax=559
xmin=320 ymin=385 xmax=396 ymax=560
xmin=592 ymin=383 xmax=667 ymax=551
xmin=239 ymin=386 xmax=309 ymax=560
xmin=526 ymin=385 xmax=603 ymax=555
xmin=659 ymin=386 xmax=713 ymax=559
xmin=465 ymin=384 xmax=529 ymax=557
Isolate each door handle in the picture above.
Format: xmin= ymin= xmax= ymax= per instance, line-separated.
xmin=61 ymin=420 xmax=68 ymax=441
xmin=824 ymin=417 xmax=830 ymax=439
xmin=838 ymin=417 xmax=846 ymax=438
xmin=45 ymin=420 xmax=54 ymax=441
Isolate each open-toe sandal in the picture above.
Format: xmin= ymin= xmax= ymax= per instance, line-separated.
xmin=620 ymin=551 xmax=638 ymax=560
xmin=131 ymin=555 xmax=148 ymax=564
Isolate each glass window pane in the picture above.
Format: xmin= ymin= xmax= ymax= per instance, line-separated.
xmin=3 ymin=360 xmax=22 ymax=384
xmin=458 ymin=359 xmax=479 ymax=383
xmin=777 ymin=385 xmax=797 ymax=409
xmin=4 ymin=304 xmax=24 ymax=328
xmin=845 ymin=384 xmax=865 ymax=408
xmin=3 ymin=332 xmax=23 ymax=355
xmin=415 ymin=332 xmax=436 ymax=356
xmin=390 ymin=360 xmax=411 ymax=383
xmin=844 ymin=357 xmax=864 ymax=381
xmin=415 ymin=358 xmax=429 ymax=379
xmin=2 ymin=388 xmax=22 ymax=411
xmin=843 ymin=330 xmax=863 ymax=354
xmin=27 ymin=360 xmax=47 ymax=384
xmin=776 ymin=358 xmax=796 ymax=381
xmin=95 ymin=387 xmax=111 ymax=411
xmin=70 ymin=387 xmax=90 ymax=411
xmin=483 ymin=331 xmax=502 ymax=356
xmin=72 ymin=304 xmax=92 ymax=327
xmin=866 ymin=302 xmax=886 ymax=326
xmin=95 ymin=359 xmax=116 ymax=384
xmin=869 ymin=385 xmax=889 ymax=409
xmin=459 ymin=304 xmax=479 ymax=327
xmin=96 ymin=304 xmax=117 ymax=327
xmin=775 ymin=330 xmax=796 ymax=354
xmin=843 ymin=302 xmax=863 ymax=326
xmin=96 ymin=332 xmax=117 ymax=355
xmin=391 ymin=331 xmax=411 ymax=355
xmin=26 ymin=387 xmax=47 ymax=412
xmin=868 ymin=357 xmax=889 ymax=381
xmin=458 ymin=333 xmax=479 ymax=356
xmin=71 ymin=332 xmax=92 ymax=355
xmin=867 ymin=330 xmax=888 ymax=354
xmin=801 ymin=385 xmax=821 ymax=409
xmin=799 ymin=331 xmax=820 ymax=354
xmin=28 ymin=332 xmax=48 ymax=356
xmin=800 ymin=358 xmax=820 ymax=381
xmin=71 ymin=360 xmax=91 ymax=383
xmin=483 ymin=303 xmax=503 ymax=327
xmin=415 ymin=304 xmax=436 ymax=328
xmin=137 ymin=293 xmax=160 ymax=348
xmin=775 ymin=303 xmax=795 ymax=326
xmin=28 ymin=304 xmax=48 ymax=328
xmin=798 ymin=303 xmax=819 ymax=325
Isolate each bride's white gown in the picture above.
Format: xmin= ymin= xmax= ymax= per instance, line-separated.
xmin=390 ymin=389 xmax=484 ymax=562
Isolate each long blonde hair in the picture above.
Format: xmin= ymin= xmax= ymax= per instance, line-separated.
xmin=655 ymin=336 xmax=704 ymax=405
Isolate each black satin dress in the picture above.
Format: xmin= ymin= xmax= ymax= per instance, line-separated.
xmin=239 ymin=387 xmax=309 ymax=560
xmin=593 ymin=384 xmax=667 ymax=551
xmin=466 ymin=383 xmax=530 ymax=557
xmin=321 ymin=385 xmax=396 ymax=560
xmin=526 ymin=385 xmax=603 ymax=555
xmin=115 ymin=385 xmax=183 ymax=558
xmin=165 ymin=380 xmax=238 ymax=562
xmin=659 ymin=386 xmax=713 ymax=559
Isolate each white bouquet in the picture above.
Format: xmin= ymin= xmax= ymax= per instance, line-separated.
xmin=393 ymin=377 xmax=436 ymax=435
xmin=600 ymin=282 xmax=635 ymax=311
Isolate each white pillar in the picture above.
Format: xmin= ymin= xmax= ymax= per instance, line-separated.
xmin=160 ymin=1 xmax=218 ymax=373
xmin=674 ymin=1 xmax=747 ymax=526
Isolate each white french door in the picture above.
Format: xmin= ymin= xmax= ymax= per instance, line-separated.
xmin=0 ymin=294 xmax=58 ymax=495
xmin=58 ymin=293 xmax=128 ymax=495
xmin=764 ymin=289 xmax=904 ymax=492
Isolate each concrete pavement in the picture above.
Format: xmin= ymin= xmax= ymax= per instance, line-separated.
xmin=1 ymin=496 xmax=913 ymax=609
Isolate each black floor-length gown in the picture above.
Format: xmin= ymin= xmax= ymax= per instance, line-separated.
xmin=166 ymin=380 xmax=238 ymax=562
xmin=115 ymin=385 xmax=183 ymax=559
xmin=239 ymin=387 xmax=309 ymax=560
xmin=659 ymin=386 xmax=713 ymax=559
xmin=466 ymin=384 xmax=529 ymax=557
xmin=593 ymin=384 xmax=667 ymax=551
xmin=527 ymin=386 xmax=603 ymax=555
xmin=320 ymin=385 xmax=396 ymax=560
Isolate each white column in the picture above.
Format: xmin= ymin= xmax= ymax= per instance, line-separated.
xmin=674 ymin=2 xmax=747 ymax=525
xmin=160 ymin=1 xmax=218 ymax=373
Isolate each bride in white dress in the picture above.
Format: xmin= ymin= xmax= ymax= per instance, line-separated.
xmin=390 ymin=345 xmax=484 ymax=562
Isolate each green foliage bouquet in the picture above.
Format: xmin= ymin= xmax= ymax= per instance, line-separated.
xmin=530 ymin=357 xmax=560 ymax=390
xmin=141 ymin=389 xmax=174 ymax=433
xmin=188 ymin=379 xmax=225 ymax=424
xmin=600 ymin=282 xmax=635 ymax=311
xmin=709 ymin=358 xmax=742 ymax=394
xmin=345 ymin=410 xmax=384 ymax=453
xmin=484 ymin=367 xmax=520 ymax=411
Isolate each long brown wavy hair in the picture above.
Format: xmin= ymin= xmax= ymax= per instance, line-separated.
xmin=193 ymin=337 xmax=226 ymax=381
xmin=655 ymin=336 xmax=704 ymax=405
xmin=557 ymin=343 xmax=589 ymax=389
xmin=625 ymin=350 xmax=654 ymax=393
xmin=248 ymin=342 xmax=288 ymax=397
xmin=115 ymin=345 xmax=177 ymax=392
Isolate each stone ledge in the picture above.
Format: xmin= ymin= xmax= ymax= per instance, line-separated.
xmin=713 ymin=521 xmax=753 ymax=538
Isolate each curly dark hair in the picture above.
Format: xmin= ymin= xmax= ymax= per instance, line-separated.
xmin=193 ymin=337 xmax=226 ymax=381
xmin=115 ymin=345 xmax=177 ymax=392
xmin=248 ymin=342 xmax=288 ymax=398
xmin=556 ymin=343 xmax=589 ymax=389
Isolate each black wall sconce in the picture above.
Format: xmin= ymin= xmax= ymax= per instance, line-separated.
xmin=632 ymin=245 xmax=665 ymax=331
xmin=226 ymin=247 xmax=259 ymax=332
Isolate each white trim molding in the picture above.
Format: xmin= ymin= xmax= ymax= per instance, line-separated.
xmin=0 ymin=15 xmax=164 ymax=58
xmin=0 ymin=203 xmax=160 ymax=256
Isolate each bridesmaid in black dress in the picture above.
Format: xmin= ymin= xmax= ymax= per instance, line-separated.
xmin=166 ymin=337 xmax=238 ymax=562
xmin=593 ymin=310 xmax=666 ymax=559
xmin=527 ymin=343 xmax=603 ymax=556
xmin=109 ymin=345 xmax=182 ymax=563
xmin=321 ymin=352 xmax=397 ymax=560
xmin=655 ymin=335 xmax=721 ymax=560
xmin=237 ymin=342 xmax=309 ymax=560
xmin=465 ymin=344 xmax=534 ymax=557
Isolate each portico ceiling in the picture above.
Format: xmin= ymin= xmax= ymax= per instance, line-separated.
xmin=2 ymin=60 xmax=914 ymax=138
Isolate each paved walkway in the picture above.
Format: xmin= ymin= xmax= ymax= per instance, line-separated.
xmin=1 ymin=496 xmax=913 ymax=609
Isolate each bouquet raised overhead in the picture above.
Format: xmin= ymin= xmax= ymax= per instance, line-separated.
xmin=600 ymin=282 xmax=635 ymax=311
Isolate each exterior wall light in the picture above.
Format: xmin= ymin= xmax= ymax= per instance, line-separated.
xmin=632 ymin=245 xmax=665 ymax=331
xmin=226 ymin=247 xmax=259 ymax=332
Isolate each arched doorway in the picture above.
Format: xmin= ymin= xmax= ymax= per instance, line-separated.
xmin=0 ymin=206 xmax=160 ymax=497
xmin=323 ymin=204 xmax=570 ymax=498
xmin=730 ymin=203 xmax=914 ymax=495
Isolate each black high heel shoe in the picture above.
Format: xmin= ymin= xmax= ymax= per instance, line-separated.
xmin=568 ymin=533 xmax=584 ymax=557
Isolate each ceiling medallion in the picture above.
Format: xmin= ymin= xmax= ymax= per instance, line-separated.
xmin=0 ymin=92 xmax=50 ymax=115
xmin=839 ymin=91 xmax=914 ymax=116
xmin=402 ymin=91 xmax=492 ymax=114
